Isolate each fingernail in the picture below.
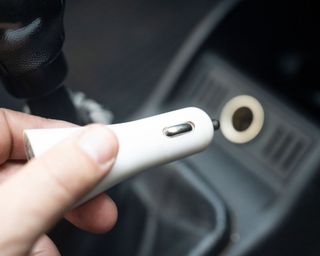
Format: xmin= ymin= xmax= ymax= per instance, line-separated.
xmin=78 ymin=125 xmax=118 ymax=173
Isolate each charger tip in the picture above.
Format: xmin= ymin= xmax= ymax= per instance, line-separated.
xmin=212 ymin=119 xmax=220 ymax=131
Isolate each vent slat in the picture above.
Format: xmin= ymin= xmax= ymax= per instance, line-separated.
xmin=270 ymin=133 xmax=295 ymax=164
xmin=192 ymin=76 xmax=211 ymax=105
xmin=262 ymin=125 xmax=308 ymax=176
xmin=281 ymin=140 xmax=306 ymax=171
xmin=187 ymin=74 xmax=228 ymax=112
xmin=262 ymin=126 xmax=285 ymax=156
xmin=201 ymin=79 xmax=218 ymax=108
xmin=206 ymin=80 xmax=228 ymax=112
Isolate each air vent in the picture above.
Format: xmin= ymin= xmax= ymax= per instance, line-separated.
xmin=262 ymin=125 xmax=310 ymax=177
xmin=184 ymin=72 xmax=228 ymax=113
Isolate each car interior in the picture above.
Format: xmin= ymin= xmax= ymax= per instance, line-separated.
xmin=1 ymin=0 xmax=319 ymax=255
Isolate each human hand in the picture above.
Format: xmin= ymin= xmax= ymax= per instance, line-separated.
xmin=0 ymin=109 xmax=119 ymax=256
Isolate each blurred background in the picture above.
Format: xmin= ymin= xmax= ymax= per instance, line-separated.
xmin=0 ymin=0 xmax=216 ymax=118
xmin=1 ymin=0 xmax=320 ymax=255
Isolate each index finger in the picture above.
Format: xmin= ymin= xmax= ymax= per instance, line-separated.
xmin=0 ymin=108 xmax=76 ymax=164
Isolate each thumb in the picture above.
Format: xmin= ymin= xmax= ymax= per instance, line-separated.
xmin=0 ymin=124 xmax=118 ymax=255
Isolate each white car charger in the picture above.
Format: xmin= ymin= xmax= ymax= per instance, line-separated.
xmin=24 ymin=107 xmax=216 ymax=206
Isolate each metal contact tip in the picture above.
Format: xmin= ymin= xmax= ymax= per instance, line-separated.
xmin=212 ymin=119 xmax=220 ymax=131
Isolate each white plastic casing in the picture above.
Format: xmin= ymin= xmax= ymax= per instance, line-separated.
xmin=24 ymin=107 xmax=214 ymax=206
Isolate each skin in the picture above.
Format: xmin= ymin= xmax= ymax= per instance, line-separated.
xmin=0 ymin=108 xmax=119 ymax=256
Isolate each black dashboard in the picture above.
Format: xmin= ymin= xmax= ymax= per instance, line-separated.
xmin=137 ymin=0 xmax=320 ymax=254
xmin=1 ymin=0 xmax=319 ymax=255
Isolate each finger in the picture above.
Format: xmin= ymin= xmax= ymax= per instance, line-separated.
xmin=65 ymin=193 xmax=118 ymax=234
xmin=0 ymin=108 xmax=75 ymax=164
xmin=0 ymin=162 xmax=118 ymax=233
xmin=0 ymin=160 xmax=24 ymax=184
xmin=0 ymin=110 xmax=117 ymax=237
xmin=30 ymin=235 xmax=60 ymax=256
xmin=0 ymin=124 xmax=118 ymax=255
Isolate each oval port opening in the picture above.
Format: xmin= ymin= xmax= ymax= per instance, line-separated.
xmin=232 ymin=107 xmax=253 ymax=132
xmin=220 ymin=95 xmax=264 ymax=144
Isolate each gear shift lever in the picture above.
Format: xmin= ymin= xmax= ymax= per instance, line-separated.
xmin=0 ymin=0 xmax=80 ymax=123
